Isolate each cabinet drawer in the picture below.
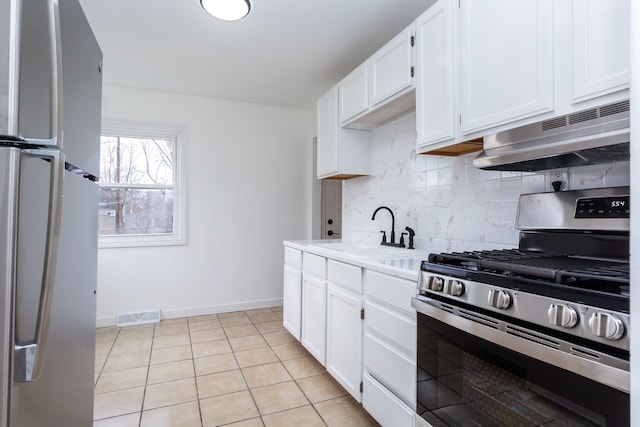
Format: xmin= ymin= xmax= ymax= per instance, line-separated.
xmin=327 ymin=259 xmax=362 ymax=294
xmin=362 ymin=373 xmax=414 ymax=427
xmin=365 ymin=301 xmax=416 ymax=353
xmin=364 ymin=331 xmax=416 ymax=405
xmin=303 ymin=252 xmax=326 ymax=278
xmin=284 ymin=247 xmax=302 ymax=269
xmin=364 ymin=270 xmax=416 ymax=313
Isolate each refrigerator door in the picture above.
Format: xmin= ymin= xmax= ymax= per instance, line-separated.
xmin=4 ymin=149 xmax=97 ymax=426
xmin=0 ymin=0 xmax=19 ymax=138
xmin=59 ymin=0 xmax=102 ymax=176
xmin=11 ymin=172 xmax=98 ymax=427
xmin=0 ymin=148 xmax=19 ymax=427
xmin=1 ymin=0 xmax=102 ymax=171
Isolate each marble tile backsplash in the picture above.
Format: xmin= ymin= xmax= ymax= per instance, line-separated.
xmin=342 ymin=112 xmax=630 ymax=253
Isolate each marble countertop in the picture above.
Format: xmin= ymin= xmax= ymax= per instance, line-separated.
xmin=284 ymin=239 xmax=427 ymax=281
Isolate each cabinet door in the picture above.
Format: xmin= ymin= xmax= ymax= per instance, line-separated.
xmin=283 ymin=265 xmax=302 ymax=340
xmin=317 ymin=87 xmax=339 ymax=178
xmin=326 ymin=284 xmax=363 ymax=402
xmin=363 ymin=373 xmax=415 ymax=427
xmin=339 ymin=64 xmax=368 ymax=123
xmin=363 ymin=331 xmax=416 ymax=406
xmin=570 ymin=0 xmax=630 ymax=103
xmin=369 ymin=27 xmax=414 ymax=107
xmin=459 ymin=0 xmax=554 ymax=134
xmin=301 ymin=274 xmax=326 ymax=365
xmin=415 ymin=0 xmax=455 ymax=147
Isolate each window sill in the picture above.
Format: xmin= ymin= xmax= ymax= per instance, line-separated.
xmin=99 ymin=234 xmax=186 ymax=249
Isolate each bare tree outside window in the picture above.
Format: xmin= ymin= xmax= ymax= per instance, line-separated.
xmin=99 ymin=135 xmax=176 ymax=236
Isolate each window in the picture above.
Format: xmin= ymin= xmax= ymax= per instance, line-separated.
xmin=98 ymin=121 xmax=186 ymax=248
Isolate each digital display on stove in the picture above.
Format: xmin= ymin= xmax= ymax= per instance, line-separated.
xmin=575 ymin=196 xmax=629 ymax=218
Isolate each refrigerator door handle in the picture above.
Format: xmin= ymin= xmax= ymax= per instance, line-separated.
xmin=25 ymin=0 xmax=63 ymax=146
xmin=48 ymin=0 xmax=63 ymax=145
xmin=14 ymin=150 xmax=64 ymax=382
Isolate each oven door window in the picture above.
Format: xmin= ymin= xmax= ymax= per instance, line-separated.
xmin=416 ymin=313 xmax=629 ymax=426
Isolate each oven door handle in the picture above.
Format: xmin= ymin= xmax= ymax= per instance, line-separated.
xmin=411 ymin=296 xmax=630 ymax=394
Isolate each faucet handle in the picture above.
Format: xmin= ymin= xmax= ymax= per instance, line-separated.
xmin=405 ymin=227 xmax=415 ymax=249
xmin=400 ymin=232 xmax=407 ymax=247
xmin=379 ymin=231 xmax=387 ymax=244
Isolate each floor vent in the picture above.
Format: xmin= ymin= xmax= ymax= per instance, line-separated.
xmin=116 ymin=310 xmax=161 ymax=327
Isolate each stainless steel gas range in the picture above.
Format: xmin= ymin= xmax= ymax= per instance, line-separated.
xmin=412 ymin=186 xmax=630 ymax=427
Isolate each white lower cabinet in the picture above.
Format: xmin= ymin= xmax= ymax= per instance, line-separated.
xmin=283 ymin=246 xmax=417 ymax=425
xmin=283 ymin=247 xmax=303 ymax=340
xmin=363 ymin=373 xmax=415 ymax=427
xmin=363 ymin=329 xmax=415 ymax=405
xmin=362 ymin=270 xmax=417 ymax=427
xmin=283 ymin=264 xmax=302 ymax=340
xmin=301 ymin=273 xmax=327 ymax=365
xmin=326 ymin=283 xmax=363 ymax=402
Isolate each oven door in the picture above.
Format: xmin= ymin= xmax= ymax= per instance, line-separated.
xmin=412 ymin=297 xmax=629 ymax=427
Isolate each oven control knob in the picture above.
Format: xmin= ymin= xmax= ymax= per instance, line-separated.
xmin=547 ymin=304 xmax=578 ymax=328
xmin=444 ymin=280 xmax=464 ymax=296
xmin=429 ymin=276 xmax=444 ymax=292
xmin=487 ymin=289 xmax=511 ymax=309
xmin=428 ymin=277 xmax=445 ymax=292
xmin=588 ymin=313 xmax=624 ymax=340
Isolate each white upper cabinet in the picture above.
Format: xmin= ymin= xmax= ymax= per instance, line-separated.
xmin=317 ymin=86 xmax=372 ymax=179
xmin=415 ymin=0 xmax=629 ymax=155
xmin=569 ymin=0 xmax=630 ymax=103
xmin=317 ymin=88 xmax=340 ymax=177
xmin=340 ymin=24 xmax=416 ymax=130
xmin=459 ymin=0 xmax=554 ymax=135
xmin=415 ymin=0 xmax=455 ymax=148
xmin=369 ymin=28 xmax=414 ymax=107
xmin=339 ymin=64 xmax=369 ymax=123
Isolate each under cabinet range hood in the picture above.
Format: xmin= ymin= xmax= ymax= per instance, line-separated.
xmin=473 ymin=100 xmax=630 ymax=172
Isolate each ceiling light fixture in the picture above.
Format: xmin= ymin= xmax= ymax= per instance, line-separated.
xmin=200 ymin=0 xmax=252 ymax=21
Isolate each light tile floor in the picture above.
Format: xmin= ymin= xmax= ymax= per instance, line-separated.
xmin=94 ymin=307 xmax=379 ymax=427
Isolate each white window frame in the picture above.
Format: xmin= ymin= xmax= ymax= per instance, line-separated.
xmin=98 ymin=120 xmax=187 ymax=248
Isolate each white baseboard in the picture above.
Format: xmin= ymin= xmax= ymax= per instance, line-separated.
xmin=96 ymin=297 xmax=284 ymax=328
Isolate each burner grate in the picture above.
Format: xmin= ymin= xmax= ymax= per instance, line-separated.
xmin=428 ymin=249 xmax=629 ymax=285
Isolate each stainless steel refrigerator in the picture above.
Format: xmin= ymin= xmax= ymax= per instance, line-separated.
xmin=0 ymin=0 xmax=102 ymax=425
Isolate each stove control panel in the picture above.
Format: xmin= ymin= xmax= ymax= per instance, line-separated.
xmin=417 ymin=271 xmax=629 ymax=351
xmin=575 ymin=195 xmax=630 ymax=218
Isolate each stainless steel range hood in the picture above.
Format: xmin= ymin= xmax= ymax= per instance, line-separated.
xmin=473 ymin=100 xmax=630 ymax=172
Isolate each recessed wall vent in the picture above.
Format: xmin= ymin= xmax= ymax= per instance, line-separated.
xmin=569 ymin=108 xmax=597 ymax=125
xmin=541 ymin=116 xmax=567 ymax=131
xmin=116 ymin=310 xmax=161 ymax=327
xmin=600 ymin=100 xmax=630 ymax=117
xmin=540 ymin=100 xmax=629 ymax=132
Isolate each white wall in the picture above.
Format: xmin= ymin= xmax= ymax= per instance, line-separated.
xmin=97 ymin=85 xmax=314 ymax=326
xmin=342 ymin=112 xmax=630 ymax=252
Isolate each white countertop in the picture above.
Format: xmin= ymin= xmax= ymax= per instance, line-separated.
xmin=284 ymin=239 xmax=426 ymax=281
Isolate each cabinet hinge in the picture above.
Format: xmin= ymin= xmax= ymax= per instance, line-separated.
xmin=410 ymin=35 xmax=415 ymax=47
xmin=410 ymin=66 xmax=415 ymax=78
xmin=360 ymin=381 xmax=364 ymax=393
xmin=360 ymin=308 xmax=365 ymax=320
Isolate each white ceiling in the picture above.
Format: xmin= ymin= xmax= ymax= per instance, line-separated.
xmin=78 ymin=0 xmax=434 ymax=110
